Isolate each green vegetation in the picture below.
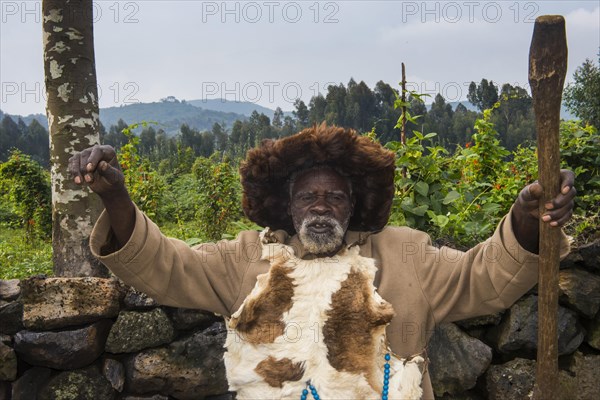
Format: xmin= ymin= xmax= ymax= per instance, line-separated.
xmin=0 ymin=225 xmax=52 ymax=279
xmin=1 ymin=75 xmax=541 ymax=167
xmin=0 ymin=150 xmax=51 ymax=239
xmin=0 ymin=150 xmax=53 ymax=279
xmin=1 ymin=60 xmax=598 ymax=278
xmin=387 ymin=100 xmax=598 ymax=246
xmin=563 ymin=57 xmax=600 ymax=130
xmin=99 ymin=99 xmax=247 ymax=135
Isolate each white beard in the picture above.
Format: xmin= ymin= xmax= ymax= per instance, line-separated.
xmin=297 ymin=215 xmax=348 ymax=255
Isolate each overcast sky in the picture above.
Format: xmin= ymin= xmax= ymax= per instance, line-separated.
xmin=1 ymin=0 xmax=598 ymax=116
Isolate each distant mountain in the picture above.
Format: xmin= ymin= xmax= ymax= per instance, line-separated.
xmin=0 ymin=99 xmax=286 ymax=134
xmin=187 ymin=99 xmax=281 ymax=118
xmin=448 ymin=101 xmax=478 ymax=111
xmin=0 ymin=98 xmax=576 ymax=135
xmin=100 ymin=100 xmax=247 ymax=135
xmin=0 ymin=110 xmax=48 ymax=130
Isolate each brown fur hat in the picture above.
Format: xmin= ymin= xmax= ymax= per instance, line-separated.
xmin=240 ymin=124 xmax=396 ymax=234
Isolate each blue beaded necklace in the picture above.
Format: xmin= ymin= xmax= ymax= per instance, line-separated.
xmin=300 ymin=353 xmax=392 ymax=400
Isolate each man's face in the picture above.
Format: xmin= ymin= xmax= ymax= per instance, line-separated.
xmin=288 ymin=168 xmax=354 ymax=256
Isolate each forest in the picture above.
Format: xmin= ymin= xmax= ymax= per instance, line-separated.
xmin=1 ymin=77 xmax=545 ymax=167
xmin=1 ymin=57 xmax=599 ymax=279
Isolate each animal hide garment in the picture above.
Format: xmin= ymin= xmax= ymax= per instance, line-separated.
xmin=224 ymin=229 xmax=424 ymax=400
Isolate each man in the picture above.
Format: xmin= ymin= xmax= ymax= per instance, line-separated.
xmin=70 ymin=124 xmax=574 ymax=399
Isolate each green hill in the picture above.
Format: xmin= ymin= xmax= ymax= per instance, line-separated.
xmin=100 ymin=100 xmax=246 ymax=135
xmin=187 ymin=99 xmax=279 ymax=118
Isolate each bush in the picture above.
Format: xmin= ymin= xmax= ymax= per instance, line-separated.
xmin=560 ymin=121 xmax=600 ymax=241
xmin=385 ymin=100 xmax=600 ymax=247
xmin=0 ymin=150 xmax=51 ymax=239
xmin=191 ymin=154 xmax=241 ymax=241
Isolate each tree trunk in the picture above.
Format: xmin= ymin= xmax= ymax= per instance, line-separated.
xmin=43 ymin=0 xmax=107 ymax=277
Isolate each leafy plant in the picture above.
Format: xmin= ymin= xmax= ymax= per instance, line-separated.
xmin=0 ymin=150 xmax=51 ymax=239
xmin=559 ymin=120 xmax=600 ymax=240
xmin=191 ymin=154 xmax=241 ymax=241
xmin=385 ymin=96 xmax=533 ymax=245
xmin=118 ymin=122 xmax=166 ymax=218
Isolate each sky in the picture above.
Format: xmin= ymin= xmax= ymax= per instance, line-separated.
xmin=1 ymin=0 xmax=599 ymax=116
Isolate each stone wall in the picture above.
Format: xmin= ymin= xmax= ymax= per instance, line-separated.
xmin=1 ymin=240 xmax=599 ymax=399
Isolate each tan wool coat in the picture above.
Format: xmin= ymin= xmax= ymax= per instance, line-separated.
xmin=90 ymin=206 xmax=569 ymax=399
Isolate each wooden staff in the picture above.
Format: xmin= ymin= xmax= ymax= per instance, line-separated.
xmin=401 ymin=62 xmax=407 ymax=178
xmin=528 ymin=15 xmax=567 ymax=399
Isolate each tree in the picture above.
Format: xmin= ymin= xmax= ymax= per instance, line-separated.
xmin=423 ymin=94 xmax=455 ymax=147
xmin=228 ymin=120 xmax=246 ymax=157
xmin=155 ymin=129 xmax=168 ymax=160
xmin=0 ymin=116 xmax=20 ymax=161
xmin=325 ymin=84 xmax=348 ymax=126
xmin=103 ymin=119 xmax=129 ymax=149
xmin=179 ymin=123 xmax=200 ymax=153
xmin=467 ymin=79 xmax=499 ymax=111
xmin=140 ymin=126 xmax=157 ymax=156
xmin=492 ymin=84 xmax=534 ymax=149
xmin=26 ymin=119 xmax=50 ymax=167
xmin=98 ymin=121 xmax=107 ymax=142
xmin=43 ymin=0 xmax=105 ymax=276
xmin=212 ymin=122 xmax=228 ymax=153
xmin=452 ymin=103 xmax=478 ymax=146
xmin=273 ymin=107 xmax=284 ymax=129
xmin=293 ymin=99 xmax=309 ymax=129
xmin=0 ymin=117 xmax=50 ymax=166
xmin=564 ymin=57 xmax=600 ymax=129
xmin=249 ymin=111 xmax=273 ymax=143
xmin=308 ymin=94 xmax=327 ymax=126
xmin=199 ymin=131 xmax=215 ymax=157
xmin=281 ymin=116 xmax=296 ymax=137
xmin=373 ymin=78 xmax=398 ymax=143
xmin=345 ymin=80 xmax=376 ymax=132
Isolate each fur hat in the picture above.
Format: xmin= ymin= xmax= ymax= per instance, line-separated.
xmin=240 ymin=124 xmax=396 ymax=234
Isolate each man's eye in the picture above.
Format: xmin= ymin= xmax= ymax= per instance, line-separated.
xmin=327 ymin=194 xmax=345 ymax=203
xmin=298 ymin=194 xmax=315 ymax=202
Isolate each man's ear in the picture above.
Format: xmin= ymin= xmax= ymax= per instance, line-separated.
xmin=350 ymin=195 xmax=356 ymax=216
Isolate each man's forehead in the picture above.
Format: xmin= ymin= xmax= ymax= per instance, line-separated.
xmin=290 ymin=167 xmax=351 ymax=191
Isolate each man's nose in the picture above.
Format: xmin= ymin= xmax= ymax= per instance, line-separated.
xmin=309 ymin=196 xmax=332 ymax=214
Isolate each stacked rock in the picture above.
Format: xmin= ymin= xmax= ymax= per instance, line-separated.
xmin=0 ymin=239 xmax=599 ymax=399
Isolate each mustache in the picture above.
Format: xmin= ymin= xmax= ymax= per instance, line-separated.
xmin=298 ymin=215 xmax=346 ymax=255
xmin=301 ymin=215 xmax=339 ymax=229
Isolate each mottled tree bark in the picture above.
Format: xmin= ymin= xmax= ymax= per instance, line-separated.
xmin=43 ymin=0 xmax=107 ymax=276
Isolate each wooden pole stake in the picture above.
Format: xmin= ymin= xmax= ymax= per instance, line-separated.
xmin=401 ymin=62 xmax=407 ymax=178
xmin=528 ymin=15 xmax=567 ymax=399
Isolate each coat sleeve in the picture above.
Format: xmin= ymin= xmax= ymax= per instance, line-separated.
xmin=411 ymin=207 xmax=571 ymax=323
xmin=89 ymin=205 xmax=259 ymax=316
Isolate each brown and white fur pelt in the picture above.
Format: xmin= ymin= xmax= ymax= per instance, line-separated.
xmin=224 ymin=229 xmax=424 ymax=399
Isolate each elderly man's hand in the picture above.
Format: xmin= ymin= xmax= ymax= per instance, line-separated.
xmin=68 ymin=144 xmax=134 ymax=248
xmin=68 ymin=144 xmax=126 ymax=198
xmin=511 ymin=169 xmax=576 ymax=253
